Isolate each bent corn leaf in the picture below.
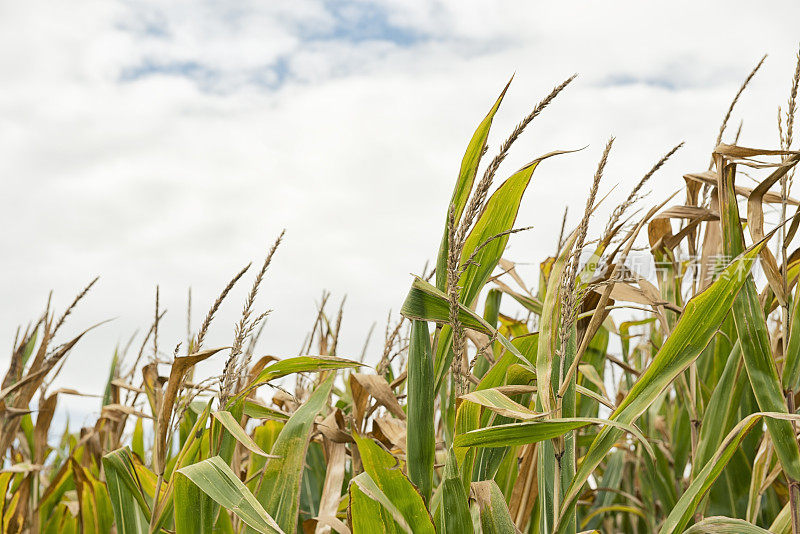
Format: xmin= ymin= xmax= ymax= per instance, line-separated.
xmin=557 ymin=240 xmax=764 ymax=532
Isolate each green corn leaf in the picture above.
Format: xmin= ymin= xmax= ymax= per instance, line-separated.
xmin=177 ymin=456 xmax=285 ymax=534
xmin=537 ymin=228 xmax=577 ymax=414
xmin=246 ymin=421 xmax=284 ymax=493
xmin=683 ymin=516 xmax=772 ymax=533
xmin=433 ymin=153 xmax=569 ymax=394
xmin=770 ymin=502 xmax=792 ymax=534
xmin=435 ymin=78 xmax=511 ymax=290
xmin=694 ymin=342 xmax=744 ymax=472
xmin=400 ymin=276 xmax=534 ymax=393
xmin=456 ymin=419 xmax=588 ymax=448
xmin=478 ymin=333 xmax=539 ymax=390
xmin=455 ymin=416 xmax=652 ymax=457
xmin=580 ymin=505 xmax=647 ymax=529
xmin=150 ymin=399 xmax=213 ymax=531
xmin=660 ymin=412 xmax=800 ymax=534
xmin=460 ymin=388 xmax=541 ymax=420
xmin=441 ymin=448 xmax=474 ymax=534
xmin=471 ymin=480 xmax=517 ymax=534
xmin=349 ymin=473 xmax=410 ymax=533
xmin=474 ymin=289 xmax=503 ymax=378
xmin=236 ymin=356 xmax=362 ymax=403
xmin=717 ymin=161 xmax=800 ymax=482
xmin=242 ymin=400 xmax=289 ymax=421
xmin=406 ymin=319 xmax=435 ymax=503
xmin=783 ymin=282 xmax=800 ymax=391
xmin=353 ymin=432 xmax=436 ymax=534
xmin=132 ymin=417 xmax=144 ymax=460
xmin=212 ymin=410 xmax=277 ymax=459
xmin=252 ymin=373 xmax=335 ymax=533
xmin=101 ymin=350 xmax=118 ymax=408
xmin=401 ymin=276 xmax=494 ymax=333
xmin=174 ymin=470 xmax=216 ymax=534
xmin=101 ymin=448 xmax=150 ymax=533
xmin=556 ymin=240 xmax=764 ymax=533
xmin=585 ymin=449 xmax=626 ymax=530
xmin=457 ymin=160 xmax=542 ymax=309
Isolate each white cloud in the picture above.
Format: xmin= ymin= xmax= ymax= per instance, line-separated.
xmin=1 ymin=0 xmax=799 ymax=423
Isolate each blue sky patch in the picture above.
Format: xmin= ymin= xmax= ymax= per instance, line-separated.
xmin=308 ymin=0 xmax=426 ymax=46
xmin=116 ymin=1 xmax=430 ymax=92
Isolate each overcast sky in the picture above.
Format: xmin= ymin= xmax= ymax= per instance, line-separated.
xmin=2 ymin=0 xmax=800 ymax=425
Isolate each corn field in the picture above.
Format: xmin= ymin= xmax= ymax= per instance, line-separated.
xmin=4 ymin=47 xmax=800 ymax=534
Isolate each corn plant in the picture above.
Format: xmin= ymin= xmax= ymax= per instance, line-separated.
xmin=2 ymin=45 xmax=800 ymax=533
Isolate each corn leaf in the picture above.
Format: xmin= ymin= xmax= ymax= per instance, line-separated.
xmin=661 ymin=412 xmax=800 ymax=534
xmin=174 ymin=469 xmax=217 ymax=534
xmin=101 ymin=448 xmax=150 ymax=533
xmin=177 ymin=456 xmax=285 ymax=534
xmin=253 ymin=372 xmax=335 ymax=533
xmin=213 ymin=410 xmax=277 ymax=458
xmin=717 ymin=160 xmax=800 ymax=482
xmin=441 ymin=448 xmax=473 ymax=534
xmin=240 ymin=356 xmax=362 ymax=402
xmin=557 ymin=240 xmax=763 ymax=532
xmin=435 ymin=78 xmax=511 ymax=290
xmin=472 ymin=480 xmax=517 ymax=534
xmin=349 ymin=473 xmax=409 ymax=534
xmin=353 ymin=432 xmax=435 ymax=534
xmin=683 ymin=516 xmax=771 ymax=533
xmin=406 ymin=319 xmax=434 ymax=503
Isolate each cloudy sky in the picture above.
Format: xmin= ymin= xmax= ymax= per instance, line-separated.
xmin=2 ymin=0 xmax=800 ymax=424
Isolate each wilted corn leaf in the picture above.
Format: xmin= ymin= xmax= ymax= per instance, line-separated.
xmin=314 ymin=417 xmax=347 ymax=534
xmin=350 ymin=373 xmax=405 ymax=420
xmin=154 ymin=347 xmax=227 ymax=474
xmin=41 ymin=502 xmax=78 ymax=534
xmin=36 ymin=460 xmax=73 ymax=523
xmin=72 ymin=458 xmax=114 ymax=534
